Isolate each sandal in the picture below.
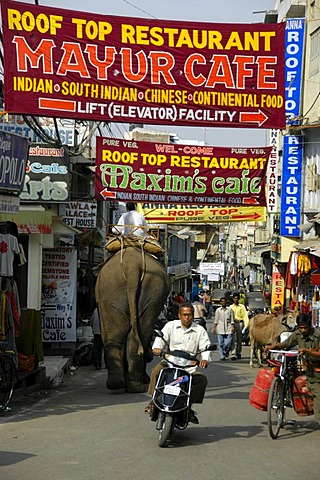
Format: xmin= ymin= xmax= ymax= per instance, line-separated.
xmin=144 ymin=402 xmax=153 ymax=414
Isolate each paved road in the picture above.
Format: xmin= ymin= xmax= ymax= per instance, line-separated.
xmin=1 ymin=342 xmax=319 ymax=480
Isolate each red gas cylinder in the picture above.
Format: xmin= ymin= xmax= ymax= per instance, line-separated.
xmin=249 ymin=369 xmax=275 ymax=411
xmin=292 ymin=375 xmax=314 ymax=416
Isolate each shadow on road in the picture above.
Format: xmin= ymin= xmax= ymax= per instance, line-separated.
xmin=0 ymin=450 xmax=36 ymax=466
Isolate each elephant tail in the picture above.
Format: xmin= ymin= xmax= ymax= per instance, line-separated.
xmin=127 ymin=254 xmax=145 ymax=357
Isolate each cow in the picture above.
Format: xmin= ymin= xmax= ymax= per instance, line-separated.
xmin=248 ymin=311 xmax=298 ymax=368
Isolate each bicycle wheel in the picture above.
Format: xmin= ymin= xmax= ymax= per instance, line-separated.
xmin=267 ymin=377 xmax=285 ymax=439
xmin=0 ymin=357 xmax=15 ymax=412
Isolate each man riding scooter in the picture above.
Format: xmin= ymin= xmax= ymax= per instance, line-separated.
xmin=145 ymin=303 xmax=212 ymax=424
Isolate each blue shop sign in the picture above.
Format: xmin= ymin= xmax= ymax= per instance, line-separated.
xmin=0 ymin=131 xmax=29 ymax=193
xmin=280 ymin=135 xmax=303 ymax=237
xmin=285 ymin=18 xmax=305 ymax=124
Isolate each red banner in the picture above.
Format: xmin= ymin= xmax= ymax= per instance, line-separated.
xmin=95 ymin=137 xmax=272 ymax=206
xmin=1 ymin=1 xmax=285 ymax=129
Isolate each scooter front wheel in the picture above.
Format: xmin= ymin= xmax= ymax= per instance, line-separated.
xmin=158 ymin=414 xmax=174 ymax=447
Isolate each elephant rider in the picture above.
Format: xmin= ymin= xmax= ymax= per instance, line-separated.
xmin=145 ymin=303 xmax=212 ymax=424
xmin=112 ymin=201 xmax=148 ymax=237
xmin=266 ymin=313 xmax=320 ymax=427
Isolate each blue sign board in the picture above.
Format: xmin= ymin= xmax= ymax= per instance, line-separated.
xmin=285 ymin=18 xmax=305 ymax=124
xmin=0 ymin=131 xmax=29 ymax=193
xmin=280 ymin=18 xmax=305 ymax=236
xmin=280 ymin=135 xmax=303 ymax=237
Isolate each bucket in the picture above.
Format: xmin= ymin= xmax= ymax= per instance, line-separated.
xmin=249 ymin=369 xmax=275 ymax=411
xmin=292 ymin=375 xmax=314 ymax=416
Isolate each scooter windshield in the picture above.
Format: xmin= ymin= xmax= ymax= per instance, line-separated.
xmin=164 ymin=353 xmax=197 ymax=368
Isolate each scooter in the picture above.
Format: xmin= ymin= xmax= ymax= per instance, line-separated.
xmin=149 ymin=330 xmax=216 ymax=447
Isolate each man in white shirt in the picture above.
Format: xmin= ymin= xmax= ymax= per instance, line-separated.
xmin=146 ymin=304 xmax=211 ymax=424
xmin=112 ymin=202 xmax=148 ymax=237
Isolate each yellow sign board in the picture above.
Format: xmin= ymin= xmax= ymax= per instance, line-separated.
xmin=138 ymin=204 xmax=266 ymax=223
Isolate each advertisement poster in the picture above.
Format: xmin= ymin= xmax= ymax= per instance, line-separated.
xmin=1 ymin=1 xmax=285 ymax=129
xmin=41 ymin=247 xmax=77 ymax=342
xmin=96 ymin=137 xmax=272 ymax=206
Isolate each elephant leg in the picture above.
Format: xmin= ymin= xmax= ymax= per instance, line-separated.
xmin=125 ymin=329 xmax=144 ymax=392
xmin=105 ymin=341 xmax=126 ymax=390
xmin=126 ymin=354 xmax=145 ymax=393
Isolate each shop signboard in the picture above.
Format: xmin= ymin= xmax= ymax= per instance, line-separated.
xmin=96 ymin=137 xmax=272 ymax=207
xmin=280 ymin=135 xmax=303 ymax=237
xmin=271 ymin=264 xmax=285 ymax=313
xmin=0 ymin=130 xmax=29 ymax=193
xmin=20 ymin=143 xmax=70 ymax=202
xmin=0 ymin=115 xmax=75 ymax=146
xmin=138 ymin=203 xmax=266 ymax=223
xmin=41 ymin=247 xmax=77 ymax=342
xmin=280 ymin=19 xmax=305 ymax=237
xmin=59 ymin=202 xmax=97 ymax=229
xmin=1 ymin=1 xmax=285 ymax=129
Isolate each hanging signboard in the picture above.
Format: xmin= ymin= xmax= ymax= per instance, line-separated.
xmin=271 ymin=263 xmax=285 ymax=313
xmin=20 ymin=143 xmax=70 ymax=202
xmin=0 ymin=115 xmax=75 ymax=146
xmin=59 ymin=202 xmax=97 ymax=229
xmin=280 ymin=135 xmax=303 ymax=237
xmin=95 ymin=137 xmax=271 ymax=207
xmin=1 ymin=1 xmax=285 ymax=129
xmin=138 ymin=203 xmax=266 ymax=223
xmin=279 ymin=19 xmax=305 ymax=237
xmin=0 ymin=131 xmax=29 ymax=193
xmin=41 ymin=247 xmax=77 ymax=342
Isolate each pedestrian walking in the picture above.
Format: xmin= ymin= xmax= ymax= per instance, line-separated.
xmin=230 ymin=293 xmax=249 ymax=360
xmin=192 ymin=294 xmax=208 ymax=329
xmin=212 ymin=297 xmax=234 ymax=361
xmin=203 ymin=290 xmax=213 ymax=319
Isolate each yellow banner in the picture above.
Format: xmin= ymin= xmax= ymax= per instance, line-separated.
xmin=138 ymin=204 xmax=266 ymax=223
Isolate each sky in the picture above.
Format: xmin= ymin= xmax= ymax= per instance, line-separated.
xmin=2 ymin=0 xmax=277 ymax=147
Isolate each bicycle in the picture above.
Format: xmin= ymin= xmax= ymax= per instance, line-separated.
xmin=266 ymin=349 xmax=312 ymax=439
xmin=0 ymin=342 xmax=16 ymax=413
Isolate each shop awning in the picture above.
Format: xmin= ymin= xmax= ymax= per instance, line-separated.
xmin=251 ymin=244 xmax=271 ymax=255
xmin=294 ymin=238 xmax=320 ymax=258
xmin=0 ymin=209 xmax=53 ymax=234
xmin=51 ymin=218 xmax=81 ymax=235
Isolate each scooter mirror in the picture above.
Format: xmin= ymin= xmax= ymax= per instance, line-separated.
xmin=207 ymin=344 xmax=217 ymax=351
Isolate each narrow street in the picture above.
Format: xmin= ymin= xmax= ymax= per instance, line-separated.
xmin=1 ymin=340 xmax=319 ymax=480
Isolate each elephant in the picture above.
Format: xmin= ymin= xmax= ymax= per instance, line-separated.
xmin=95 ymin=246 xmax=169 ymax=393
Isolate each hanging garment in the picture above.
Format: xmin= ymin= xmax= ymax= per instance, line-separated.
xmin=297 ymin=253 xmax=312 ymax=276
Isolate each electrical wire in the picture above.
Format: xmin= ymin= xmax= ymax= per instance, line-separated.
xmin=120 ymin=0 xmax=157 ymax=19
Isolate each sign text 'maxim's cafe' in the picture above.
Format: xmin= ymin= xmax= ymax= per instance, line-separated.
xmin=95 ymin=137 xmax=272 ymax=207
xmin=1 ymin=1 xmax=286 ymax=129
